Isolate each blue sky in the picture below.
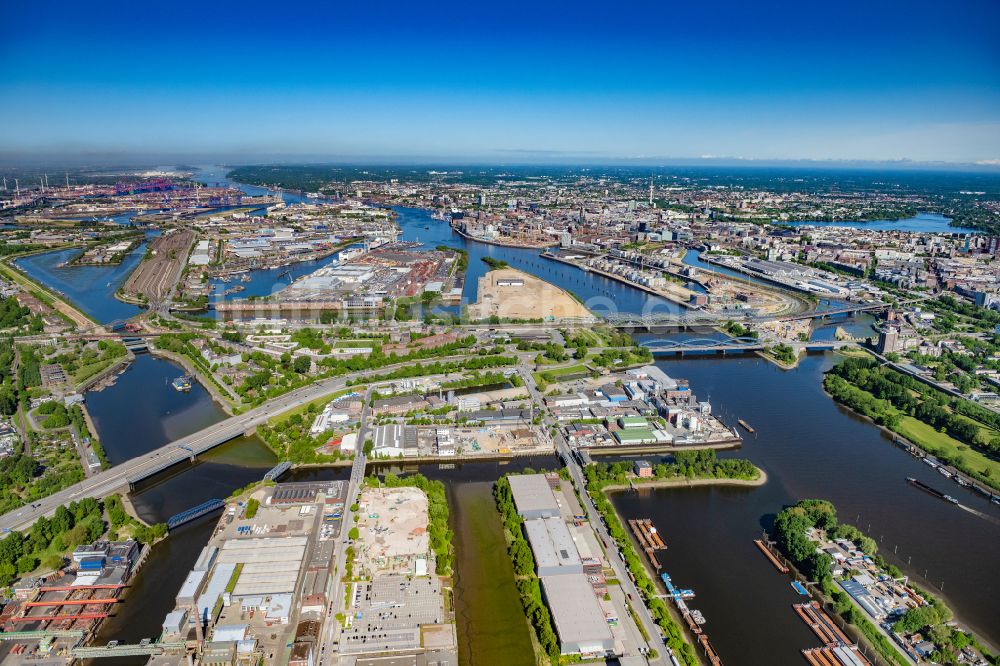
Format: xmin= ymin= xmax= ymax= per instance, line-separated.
xmin=2 ymin=0 xmax=999 ymax=163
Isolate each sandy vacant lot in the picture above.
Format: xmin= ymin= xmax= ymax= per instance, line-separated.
xmin=470 ymin=268 xmax=591 ymax=320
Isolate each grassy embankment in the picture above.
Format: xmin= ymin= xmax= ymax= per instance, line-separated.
xmin=824 ymin=357 xmax=1000 ymax=490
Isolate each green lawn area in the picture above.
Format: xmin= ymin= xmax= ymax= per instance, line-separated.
xmin=567 ymin=328 xmax=603 ymax=345
xmin=895 ymin=416 xmax=1000 ymax=482
xmin=533 ymin=363 xmax=590 ymax=386
xmin=266 ymin=387 xmax=360 ymax=426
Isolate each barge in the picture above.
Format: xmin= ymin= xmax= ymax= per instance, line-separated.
xmin=906 ymin=477 xmax=958 ymax=504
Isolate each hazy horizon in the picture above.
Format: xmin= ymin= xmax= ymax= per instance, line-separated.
xmin=2 ymin=0 xmax=999 ymax=164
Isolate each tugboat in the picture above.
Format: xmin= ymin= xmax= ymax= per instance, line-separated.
xmin=172 ymin=375 xmax=192 ymax=392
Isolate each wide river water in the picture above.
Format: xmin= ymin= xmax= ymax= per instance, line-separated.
xmin=17 ymin=167 xmax=997 ymax=663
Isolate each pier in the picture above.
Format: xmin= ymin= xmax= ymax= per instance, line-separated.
xmin=659 ymin=573 xmax=722 ymax=665
xmin=754 ymin=539 xmax=789 ymax=573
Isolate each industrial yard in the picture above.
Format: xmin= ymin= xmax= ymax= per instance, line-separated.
xmin=551 ymin=366 xmax=740 ymax=453
xmin=502 ymin=473 xmax=650 ymax=659
xmin=151 ymin=481 xmax=348 ymax=666
xmin=120 ymin=229 xmax=195 ymax=305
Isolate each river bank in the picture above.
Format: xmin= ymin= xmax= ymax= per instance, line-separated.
xmin=601 ymin=466 xmax=768 ymax=491
xmin=822 ymin=357 xmax=1000 ymax=494
xmin=451 ymin=222 xmax=558 ymax=250
xmin=147 ymin=347 xmax=239 ymax=414
xmin=1 ymin=248 xmax=98 ymax=328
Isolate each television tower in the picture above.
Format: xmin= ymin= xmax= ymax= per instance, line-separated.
xmin=648 ymin=175 xmax=654 ymax=205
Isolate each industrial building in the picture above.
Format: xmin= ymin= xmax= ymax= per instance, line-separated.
xmin=507 ymin=473 xmax=561 ymax=519
xmin=540 ymin=574 xmax=616 ymax=656
xmin=524 ymin=517 xmax=582 ymax=576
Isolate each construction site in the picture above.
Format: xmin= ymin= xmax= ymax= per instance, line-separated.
xmin=340 ymin=485 xmax=456 ymax=659
xmin=468 ymin=268 xmax=593 ymax=321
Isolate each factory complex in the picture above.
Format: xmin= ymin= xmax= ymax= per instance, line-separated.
xmin=153 ymin=481 xmax=348 ymax=666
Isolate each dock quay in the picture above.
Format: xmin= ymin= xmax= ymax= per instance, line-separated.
xmin=794 ymin=601 xmax=853 ymax=647
xmin=659 ymin=574 xmax=722 ymax=665
xmin=0 ymin=540 xmax=145 ymax=656
xmin=754 ymin=539 xmax=789 ymax=573
xmin=802 ymin=645 xmax=873 ymax=666
xmin=628 ymin=519 xmax=666 ymax=569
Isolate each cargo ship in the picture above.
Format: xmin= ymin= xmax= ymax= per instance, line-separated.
xmin=906 ymin=477 xmax=958 ymax=504
xmin=172 ymin=376 xmax=192 ymax=392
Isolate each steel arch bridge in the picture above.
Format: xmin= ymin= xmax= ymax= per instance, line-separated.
xmin=640 ymin=335 xmax=764 ymax=353
xmin=601 ymin=311 xmax=737 ymax=327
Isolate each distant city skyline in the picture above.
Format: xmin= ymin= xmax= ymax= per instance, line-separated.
xmin=2 ymin=0 xmax=999 ymax=164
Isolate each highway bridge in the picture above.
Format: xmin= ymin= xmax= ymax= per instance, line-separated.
xmin=0 ymin=352 xmax=483 ymax=535
xmin=0 ymin=374 xmax=354 ymax=535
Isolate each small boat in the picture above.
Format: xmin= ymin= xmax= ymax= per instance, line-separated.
xmin=738 ymin=419 xmax=755 ymax=433
xmin=938 ymin=467 xmax=953 ymax=478
xmin=172 ymin=376 xmax=192 ymax=392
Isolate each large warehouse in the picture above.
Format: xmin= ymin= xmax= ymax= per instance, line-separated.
xmin=507 ymin=473 xmax=560 ymax=519
xmin=541 ymin=574 xmax=616 ymax=656
xmin=216 ymin=536 xmax=308 ymax=597
xmin=524 ymin=517 xmax=582 ymax=577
